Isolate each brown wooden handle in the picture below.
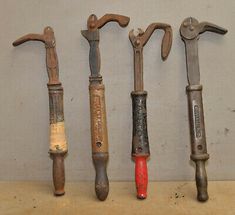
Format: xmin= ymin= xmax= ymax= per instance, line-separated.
xmin=89 ymin=83 xmax=109 ymax=200
xmin=89 ymin=83 xmax=108 ymax=154
xmin=93 ymin=153 xmax=109 ymax=201
xmin=51 ymin=152 xmax=66 ymax=196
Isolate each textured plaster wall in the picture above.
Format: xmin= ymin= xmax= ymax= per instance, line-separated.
xmin=0 ymin=0 xmax=234 ymax=181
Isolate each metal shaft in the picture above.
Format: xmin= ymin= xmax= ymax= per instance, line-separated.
xmin=180 ymin=17 xmax=227 ymax=202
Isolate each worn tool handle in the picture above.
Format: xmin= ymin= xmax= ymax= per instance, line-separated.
xmin=48 ymin=84 xmax=68 ymax=196
xmin=52 ymin=152 xmax=66 ymax=196
xmin=135 ymin=156 xmax=148 ymax=199
xmin=93 ymin=153 xmax=109 ymax=201
xmin=195 ymin=160 xmax=208 ymax=201
xmin=131 ymin=91 xmax=150 ymax=199
xmin=186 ymin=85 xmax=209 ymax=202
xmin=89 ymin=82 xmax=109 ymax=201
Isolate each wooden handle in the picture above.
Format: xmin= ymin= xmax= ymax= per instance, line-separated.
xmin=93 ymin=153 xmax=109 ymax=201
xmin=89 ymin=83 xmax=109 ymax=200
xmin=135 ymin=156 xmax=148 ymax=199
xmin=51 ymin=153 xmax=66 ymax=196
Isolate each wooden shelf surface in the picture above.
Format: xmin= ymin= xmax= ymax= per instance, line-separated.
xmin=0 ymin=181 xmax=234 ymax=215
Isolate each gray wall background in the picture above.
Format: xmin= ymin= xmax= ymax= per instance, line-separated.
xmin=0 ymin=0 xmax=234 ymax=181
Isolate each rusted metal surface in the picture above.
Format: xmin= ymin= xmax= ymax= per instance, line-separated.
xmin=180 ymin=17 xmax=227 ymax=202
xmin=81 ymin=14 xmax=130 ymax=201
xmin=129 ymin=23 xmax=172 ymax=199
xmin=13 ymin=27 xmax=68 ymax=196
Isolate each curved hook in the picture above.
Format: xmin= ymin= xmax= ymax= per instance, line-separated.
xmin=129 ymin=23 xmax=172 ymax=61
xmin=12 ymin=26 xmax=59 ymax=85
xmin=13 ymin=34 xmax=45 ymax=46
xmin=87 ymin=14 xmax=130 ymax=31
xmin=12 ymin=26 xmax=55 ymax=48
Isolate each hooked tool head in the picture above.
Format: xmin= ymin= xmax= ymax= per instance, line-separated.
xmin=13 ymin=26 xmax=56 ymax=48
xmin=180 ymin=17 xmax=228 ymax=40
xmin=86 ymin=13 xmax=130 ymax=31
xmin=129 ymin=23 xmax=172 ymax=61
xmin=13 ymin=26 xmax=60 ymax=85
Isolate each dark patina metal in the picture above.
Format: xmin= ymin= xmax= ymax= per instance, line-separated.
xmin=131 ymin=91 xmax=149 ymax=157
xmin=13 ymin=27 xmax=68 ymax=196
xmin=180 ymin=17 xmax=227 ymax=202
xmin=81 ymin=14 xmax=130 ymax=201
xmin=129 ymin=23 xmax=172 ymax=199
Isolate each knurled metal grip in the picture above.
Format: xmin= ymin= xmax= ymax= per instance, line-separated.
xmin=186 ymin=85 xmax=209 ymax=162
xmin=48 ymin=84 xmax=64 ymax=124
xmin=131 ymin=91 xmax=150 ymax=157
xmin=186 ymin=84 xmax=209 ymax=202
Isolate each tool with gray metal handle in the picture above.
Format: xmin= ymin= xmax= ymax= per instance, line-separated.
xmin=180 ymin=17 xmax=227 ymax=202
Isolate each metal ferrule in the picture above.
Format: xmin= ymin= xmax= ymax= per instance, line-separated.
xmin=48 ymin=83 xmax=64 ymax=124
xmin=131 ymin=91 xmax=150 ymax=157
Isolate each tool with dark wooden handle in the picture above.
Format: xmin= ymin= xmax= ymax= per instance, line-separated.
xmin=13 ymin=27 xmax=68 ymax=196
xmin=129 ymin=23 xmax=172 ymax=199
xmin=81 ymin=14 xmax=130 ymax=201
xmin=180 ymin=17 xmax=227 ymax=202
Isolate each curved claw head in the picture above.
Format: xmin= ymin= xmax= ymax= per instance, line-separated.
xmin=12 ymin=26 xmax=55 ymax=48
xmin=180 ymin=17 xmax=228 ymax=40
xmin=87 ymin=13 xmax=130 ymax=30
xmin=129 ymin=23 xmax=172 ymax=61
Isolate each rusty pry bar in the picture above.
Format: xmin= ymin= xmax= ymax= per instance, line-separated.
xmin=129 ymin=23 xmax=172 ymax=199
xmin=180 ymin=17 xmax=227 ymax=202
xmin=13 ymin=27 xmax=68 ymax=196
xmin=81 ymin=14 xmax=130 ymax=201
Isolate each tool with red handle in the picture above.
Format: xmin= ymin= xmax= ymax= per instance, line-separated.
xmin=129 ymin=23 xmax=172 ymax=199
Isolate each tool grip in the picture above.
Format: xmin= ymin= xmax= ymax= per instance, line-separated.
xmin=89 ymin=83 xmax=109 ymax=200
xmin=186 ymin=85 xmax=208 ymax=157
xmin=187 ymin=85 xmax=209 ymax=202
xmin=131 ymin=92 xmax=150 ymax=199
xmin=195 ymin=160 xmax=208 ymax=201
xmin=93 ymin=153 xmax=109 ymax=201
xmin=51 ymin=153 xmax=66 ymax=196
xmin=135 ymin=156 xmax=148 ymax=199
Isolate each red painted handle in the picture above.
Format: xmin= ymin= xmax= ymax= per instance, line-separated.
xmin=135 ymin=156 xmax=148 ymax=199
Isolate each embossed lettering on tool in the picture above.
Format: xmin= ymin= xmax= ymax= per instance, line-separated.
xmin=129 ymin=23 xmax=172 ymax=199
xmin=180 ymin=17 xmax=227 ymax=202
xmin=81 ymin=14 xmax=130 ymax=201
xmin=13 ymin=27 xmax=68 ymax=196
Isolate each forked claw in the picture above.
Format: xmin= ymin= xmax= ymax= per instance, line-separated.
xmin=180 ymin=17 xmax=228 ymax=40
